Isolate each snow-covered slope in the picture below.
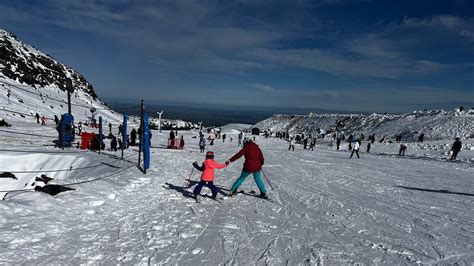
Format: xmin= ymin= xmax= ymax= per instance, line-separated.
xmin=0 ymin=129 xmax=472 ymax=264
xmin=220 ymin=123 xmax=251 ymax=135
xmin=255 ymin=110 xmax=474 ymax=141
xmin=0 ymin=28 xmax=122 ymax=125
xmin=0 ymin=76 xmax=123 ymax=126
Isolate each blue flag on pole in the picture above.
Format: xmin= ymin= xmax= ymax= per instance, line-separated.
xmin=123 ymin=113 xmax=128 ymax=148
xmin=143 ymin=112 xmax=150 ymax=170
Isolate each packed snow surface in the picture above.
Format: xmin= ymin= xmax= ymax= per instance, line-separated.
xmin=0 ymin=121 xmax=473 ymax=264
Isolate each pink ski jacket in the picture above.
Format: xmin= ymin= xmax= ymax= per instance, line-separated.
xmin=200 ymin=159 xmax=227 ymax=182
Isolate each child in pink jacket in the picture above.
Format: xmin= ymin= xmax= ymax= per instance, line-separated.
xmin=192 ymin=151 xmax=228 ymax=200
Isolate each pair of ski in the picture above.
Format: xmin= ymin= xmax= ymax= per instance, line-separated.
xmin=193 ymin=190 xmax=273 ymax=204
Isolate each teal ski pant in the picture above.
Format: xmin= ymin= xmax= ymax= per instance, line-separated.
xmin=230 ymin=171 xmax=267 ymax=194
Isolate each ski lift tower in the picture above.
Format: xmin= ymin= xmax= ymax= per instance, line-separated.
xmin=58 ymin=81 xmax=75 ymax=148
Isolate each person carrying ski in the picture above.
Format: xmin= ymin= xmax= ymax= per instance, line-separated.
xmin=228 ymin=139 xmax=268 ymax=199
xmin=450 ymin=137 xmax=462 ymax=160
xmin=350 ymin=140 xmax=360 ymax=158
xmin=192 ymin=151 xmax=228 ymax=200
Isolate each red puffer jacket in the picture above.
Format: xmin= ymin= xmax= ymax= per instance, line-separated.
xmin=229 ymin=141 xmax=264 ymax=172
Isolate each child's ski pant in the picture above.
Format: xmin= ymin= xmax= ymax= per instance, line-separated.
xmin=230 ymin=171 xmax=267 ymax=194
xmin=193 ymin=181 xmax=218 ymax=196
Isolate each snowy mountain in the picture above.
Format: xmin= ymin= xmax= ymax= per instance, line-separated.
xmin=0 ymin=28 xmax=195 ymax=129
xmin=254 ymin=109 xmax=474 ymax=141
xmin=0 ymin=28 xmax=122 ymax=126
xmin=0 ymin=28 xmax=97 ymax=99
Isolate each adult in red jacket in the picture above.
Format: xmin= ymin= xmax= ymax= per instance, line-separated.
xmin=227 ymin=139 xmax=267 ymax=198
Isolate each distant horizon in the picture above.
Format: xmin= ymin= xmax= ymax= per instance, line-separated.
xmin=102 ymin=95 xmax=473 ymax=116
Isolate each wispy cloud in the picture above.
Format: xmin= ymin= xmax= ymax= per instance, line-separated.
xmin=249 ymin=83 xmax=276 ymax=92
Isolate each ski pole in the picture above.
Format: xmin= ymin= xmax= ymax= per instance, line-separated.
xmin=261 ymin=169 xmax=274 ymax=190
xmin=184 ymin=167 xmax=194 ymax=188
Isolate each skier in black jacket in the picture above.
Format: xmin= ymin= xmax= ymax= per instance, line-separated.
xmin=450 ymin=138 xmax=462 ymax=160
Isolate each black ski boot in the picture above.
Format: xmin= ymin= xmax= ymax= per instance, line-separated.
xmin=259 ymin=193 xmax=268 ymax=199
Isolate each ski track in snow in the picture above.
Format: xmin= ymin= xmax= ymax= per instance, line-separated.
xmin=0 ymin=122 xmax=473 ymax=264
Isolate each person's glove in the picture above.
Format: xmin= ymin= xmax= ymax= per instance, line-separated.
xmin=225 ymin=160 xmax=230 ymax=165
xmin=193 ymin=161 xmax=198 ymax=166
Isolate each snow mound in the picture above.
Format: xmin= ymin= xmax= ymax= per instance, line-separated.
xmin=0 ymin=153 xmax=82 ymax=199
xmin=220 ymin=123 xmax=251 ymax=134
xmin=254 ymin=110 xmax=474 ymax=141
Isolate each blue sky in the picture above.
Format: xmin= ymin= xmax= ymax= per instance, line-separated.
xmin=0 ymin=0 xmax=473 ymax=112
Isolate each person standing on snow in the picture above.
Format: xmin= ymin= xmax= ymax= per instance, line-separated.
xmin=399 ymin=144 xmax=407 ymax=156
xmin=336 ymin=137 xmax=341 ymax=150
xmin=110 ymin=135 xmax=118 ymax=151
xmin=35 ymin=113 xmax=40 ymax=124
xmin=131 ymin=128 xmax=137 ymax=146
xmin=78 ymin=121 xmax=82 ymax=136
xmin=169 ymin=130 xmax=175 ymax=147
xmin=308 ymin=136 xmax=315 ymax=151
xmin=450 ymin=137 xmax=462 ymax=160
xmin=227 ymin=139 xmax=268 ymax=199
xmin=199 ymin=134 xmax=206 ymax=153
xmin=192 ymin=151 xmax=228 ymax=200
xmin=179 ymin=135 xmax=185 ymax=149
xmin=54 ymin=115 xmax=59 ymax=126
xmin=366 ymin=141 xmax=371 ymax=153
xmin=288 ymin=138 xmax=295 ymax=151
xmin=350 ymin=140 xmax=360 ymax=158
xmin=418 ymin=133 xmax=424 ymax=143
xmin=238 ymin=132 xmax=243 ymax=147
xmin=41 ymin=115 xmax=46 ymax=126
